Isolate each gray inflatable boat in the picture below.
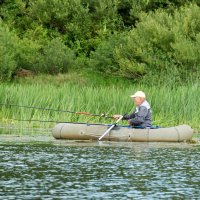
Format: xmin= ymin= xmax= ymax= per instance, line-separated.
xmin=52 ymin=122 xmax=194 ymax=142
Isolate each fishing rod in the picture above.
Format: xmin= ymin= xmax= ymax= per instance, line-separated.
xmin=13 ymin=118 xmax=114 ymax=126
xmin=14 ymin=119 xmax=62 ymax=123
xmin=0 ymin=103 xmax=113 ymax=118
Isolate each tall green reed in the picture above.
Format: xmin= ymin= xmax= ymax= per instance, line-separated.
xmin=0 ymin=82 xmax=199 ymax=131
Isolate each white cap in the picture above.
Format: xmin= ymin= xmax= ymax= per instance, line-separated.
xmin=130 ymin=91 xmax=146 ymax=98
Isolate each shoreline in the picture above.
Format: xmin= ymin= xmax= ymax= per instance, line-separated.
xmin=0 ymin=134 xmax=199 ymax=146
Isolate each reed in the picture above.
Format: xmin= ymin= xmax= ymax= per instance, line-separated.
xmin=0 ymin=81 xmax=199 ymax=132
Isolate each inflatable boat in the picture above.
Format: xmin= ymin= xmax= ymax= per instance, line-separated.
xmin=52 ymin=122 xmax=194 ymax=142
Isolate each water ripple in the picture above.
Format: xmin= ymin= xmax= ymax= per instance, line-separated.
xmin=0 ymin=140 xmax=199 ymax=199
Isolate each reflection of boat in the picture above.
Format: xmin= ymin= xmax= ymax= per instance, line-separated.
xmin=52 ymin=122 xmax=194 ymax=142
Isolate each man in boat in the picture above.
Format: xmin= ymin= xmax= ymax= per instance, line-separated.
xmin=113 ymin=91 xmax=152 ymax=128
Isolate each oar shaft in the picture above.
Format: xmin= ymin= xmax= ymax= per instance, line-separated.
xmin=98 ymin=115 xmax=123 ymax=141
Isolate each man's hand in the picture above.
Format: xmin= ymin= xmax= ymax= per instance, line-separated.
xmin=113 ymin=114 xmax=123 ymax=120
xmin=128 ymin=119 xmax=132 ymax=125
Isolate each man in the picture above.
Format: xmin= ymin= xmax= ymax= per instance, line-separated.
xmin=113 ymin=91 xmax=152 ymax=128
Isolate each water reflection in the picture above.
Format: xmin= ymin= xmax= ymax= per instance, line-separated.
xmin=0 ymin=137 xmax=199 ymax=199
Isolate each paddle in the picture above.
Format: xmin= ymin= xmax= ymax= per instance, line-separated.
xmin=98 ymin=115 xmax=124 ymax=141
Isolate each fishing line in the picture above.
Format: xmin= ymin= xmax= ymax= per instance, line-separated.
xmin=0 ymin=103 xmax=113 ymax=118
xmin=13 ymin=118 xmax=114 ymax=126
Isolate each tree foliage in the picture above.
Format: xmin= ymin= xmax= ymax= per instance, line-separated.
xmin=0 ymin=20 xmax=19 ymax=80
xmin=0 ymin=0 xmax=200 ymax=83
xmin=114 ymin=4 xmax=200 ymax=83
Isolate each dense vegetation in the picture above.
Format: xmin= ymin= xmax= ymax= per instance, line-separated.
xmin=0 ymin=76 xmax=199 ymax=132
xmin=0 ymin=0 xmax=200 ymax=84
xmin=0 ymin=1 xmax=199 ymax=134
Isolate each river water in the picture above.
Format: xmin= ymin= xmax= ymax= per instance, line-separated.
xmin=0 ymin=136 xmax=199 ymax=199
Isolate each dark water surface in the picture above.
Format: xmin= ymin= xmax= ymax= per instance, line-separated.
xmin=0 ymin=136 xmax=199 ymax=199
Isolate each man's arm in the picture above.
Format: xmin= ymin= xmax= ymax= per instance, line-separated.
xmin=129 ymin=106 xmax=148 ymax=125
xmin=123 ymin=112 xmax=135 ymax=120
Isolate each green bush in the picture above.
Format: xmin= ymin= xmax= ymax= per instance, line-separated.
xmin=36 ymin=38 xmax=75 ymax=74
xmin=17 ymin=37 xmax=41 ymax=72
xmin=0 ymin=0 xmax=124 ymax=56
xmin=89 ymin=33 xmax=126 ymax=74
xmin=0 ymin=20 xmax=75 ymax=78
xmin=0 ymin=20 xmax=19 ymax=81
xmin=0 ymin=1 xmax=200 ymax=84
xmin=114 ymin=3 xmax=200 ymax=84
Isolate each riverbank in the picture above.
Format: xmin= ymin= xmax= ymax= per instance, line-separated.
xmin=0 ymin=72 xmax=199 ymax=133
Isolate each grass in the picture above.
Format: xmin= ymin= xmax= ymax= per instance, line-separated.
xmin=0 ymin=71 xmax=199 ymax=134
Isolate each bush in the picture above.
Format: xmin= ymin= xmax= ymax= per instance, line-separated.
xmin=0 ymin=1 xmax=200 ymax=84
xmin=114 ymin=3 xmax=200 ymax=84
xmin=0 ymin=20 xmax=19 ymax=81
xmin=17 ymin=37 xmax=41 ymax=72
xmin=36 ymin=38 xmax=75 ymax=74
xmin=89 ymin=33 xmax=126 ymax=75
xmin=0 ymin=20 xmax=75 ymax=78
xmin=0 ymin=0 xmax=124 ymax=56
